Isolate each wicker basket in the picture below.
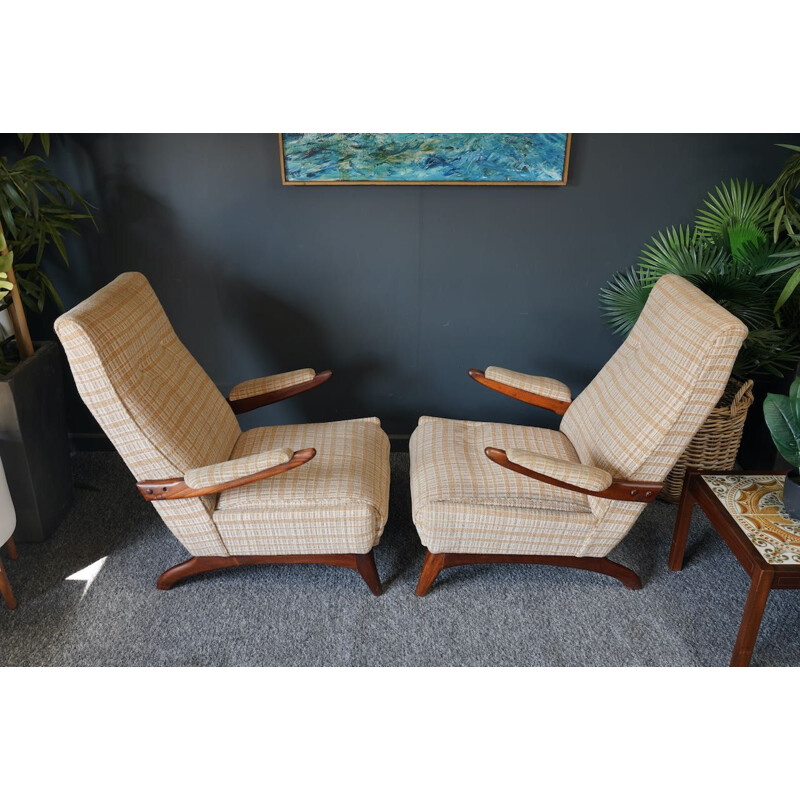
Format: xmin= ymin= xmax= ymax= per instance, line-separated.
xmin=660 ymin=377 xmax=755 ymax=503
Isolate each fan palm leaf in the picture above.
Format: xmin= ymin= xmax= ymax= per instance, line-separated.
xmin=695 ymin=179 xmax=771 ymax=260
xmin=598 ymin=268 xmax=650 ymax=335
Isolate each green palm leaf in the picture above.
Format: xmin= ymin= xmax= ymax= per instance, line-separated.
xmin=695 ymin=180 xmax=771 ymax=255
xmin=598 ymin=268 xmax=650 ymax=335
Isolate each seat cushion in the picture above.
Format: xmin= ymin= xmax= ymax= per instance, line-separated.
xmin=410 ymin=416 xmax=598 ymax=556
xmin=213 ymin=418 xmax=390 ymax=556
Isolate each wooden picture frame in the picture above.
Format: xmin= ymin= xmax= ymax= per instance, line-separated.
xmin=279 ymin=133 xmax=572 ymax=186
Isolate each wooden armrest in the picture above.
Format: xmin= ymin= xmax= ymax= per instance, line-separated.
xmin=137 ymin=448 xmax=316 ymax=501
xmin=468 ymin=369 xmax=571 ymax=415
xmin=229 ymin=370 xmax=333 ymax=414
xmin=485 ymin=447 xmax=661 ymax=503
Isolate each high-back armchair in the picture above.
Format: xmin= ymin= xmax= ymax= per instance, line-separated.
xmin=410 ymin=275 xmax=748 ymax=595
xmin=55 ymin=273 xmax=390 ymax=593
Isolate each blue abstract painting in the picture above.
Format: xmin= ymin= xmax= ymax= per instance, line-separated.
xmin=280 ymin=133 xmax=571 ymax=185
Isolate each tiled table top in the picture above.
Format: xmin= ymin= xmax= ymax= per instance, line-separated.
xmin=703 ymin=474 xmax=800 ymax=565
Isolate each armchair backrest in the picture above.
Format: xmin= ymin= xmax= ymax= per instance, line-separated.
xmin=55 ymin=272 xmax=241 ymax=556
xmin=561 ymin=274 xmax=748 ymax=492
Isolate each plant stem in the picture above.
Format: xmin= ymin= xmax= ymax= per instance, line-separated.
xmin=0 ymin=220 xmax=34 ymax=360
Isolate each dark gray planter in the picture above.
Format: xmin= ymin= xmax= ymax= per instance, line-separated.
xmin=783 ymin=469 xmax=800 ymax=521
xmin=0 ymin=341 xmax=73 ymax=542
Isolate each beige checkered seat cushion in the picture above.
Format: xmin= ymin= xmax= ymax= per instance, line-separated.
xmin=411 ymin=417 xmax=599 ymax=555
xmin=215 ymin=418 xmax=390 ymax=555
xmin=410 ymin=275 xmax=749 ymax=558
xmin=54 ymin=272 xmax=390 ymax=559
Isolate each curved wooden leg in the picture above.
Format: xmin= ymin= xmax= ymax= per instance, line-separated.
xmin=0 ymin=558 xmax=17 ymax=610
xmin=415 ymin=550 xmax=446 ymax=596
xmin=354 ymin=551 xmax=382 ymax=596
xmin=157 ymin=552 xmax=384 ymax=593
xmin=4 ymin=535 xmax=18 ymax=560
xmin=157 ymin=557 xmax=221 ymax=590
xmin=578 ymin=557 xmax=642 ymax=590
xmin=416 ymin=552 xmax=642 ymax=595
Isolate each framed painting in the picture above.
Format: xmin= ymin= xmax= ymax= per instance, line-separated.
xmin=279 ymin=133 xmax=572 ymax=186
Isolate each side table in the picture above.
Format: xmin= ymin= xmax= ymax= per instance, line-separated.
xmin=669 ymin=470 xmax=800 ymax=667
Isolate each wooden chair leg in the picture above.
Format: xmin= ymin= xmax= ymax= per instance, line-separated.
xmin=0 ymin=557 xmax=17 ymax=610
xmin=415 ymin=550 xmax=446 ymax=596
xmin=669 ymin=480 xmax=696 ymax=571
xmin=354 ymin=551 xmax=382 ymax=596
xmin=4 ymin=535 xmax=17 ymax=560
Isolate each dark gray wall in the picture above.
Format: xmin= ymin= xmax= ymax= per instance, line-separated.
xmin=29 ymin=133 xmax=800 ymax=443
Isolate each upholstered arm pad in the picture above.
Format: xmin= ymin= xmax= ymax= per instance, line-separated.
xmin=485 ymin=367 xmax=571 ymax=403
xmin=184 ymin=448 xmax=295 ymax=490
xmin=505 ymin=449 xmax=613 ymax=492
xmin=229 ymin=369 xmax=316 ymax=402
xmin=137 ymin=447 xmax=316 ymax=501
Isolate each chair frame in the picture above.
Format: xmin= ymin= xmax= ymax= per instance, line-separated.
xmin=135 ymin=370 xmax=383 ymax=595
xmin=413 ymin=369 xmax=663 ymax=596
xmin=0 ymin=535 xmax=18 ymax=610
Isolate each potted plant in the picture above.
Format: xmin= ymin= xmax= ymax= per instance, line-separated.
xmin=0 ymin=135 xmax=94 ymax=541
xmin=599 ymin=179 xmax=800 ymax=496
xmin=764 ymin=377 xmax=800 ymax=519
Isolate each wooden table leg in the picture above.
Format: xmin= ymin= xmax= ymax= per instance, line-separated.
xmin=669 ymin=476 xmax=696 ymax=571
xmin=730 ymin=568 xmax=774 ymax=667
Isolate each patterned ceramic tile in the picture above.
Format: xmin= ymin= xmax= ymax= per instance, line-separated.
xmin=703 ymin=474 xmax=800 ymax=564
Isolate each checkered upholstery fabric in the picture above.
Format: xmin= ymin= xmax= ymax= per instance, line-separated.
xmin=184 ymin=448 xmax=294 ymax=490
xmin=505 ymin=448 xmax=612 ymax=491
xmin=55 ymin=273 xmax=241 ymax=556
xmin=214 ymin=418 xmax=390 ymax=555
xmin=229 ymin=369 xmax=316 ymax=402
xmin=410 ymin=417 xmax=598 ymax=554
xmin=485 ymin=367 xmax=572 ymax=402
xmin=411 ymin=275 xmax=748 ymax=557
xmin=55 ymin=273 xmax=391 ymax=559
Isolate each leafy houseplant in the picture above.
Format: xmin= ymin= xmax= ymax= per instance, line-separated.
xmin=0 ymin=135 xmax=94 ymax=542
xmin=757 ymin=144 xmax=800 ymax=313
xmin=764 ymin=377 xmax=800 ymax=519
xmin=599 ymin=178 xmax=800 ymax=485
xmin=0 ymin=134 xmax=94 ymax=371
xmin=599 ymin=179 xmax=800 ymax=379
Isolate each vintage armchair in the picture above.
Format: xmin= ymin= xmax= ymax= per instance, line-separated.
xmin=54 ymin=273 xmax=390 ymax=594
xmin=409 ymin=274 xmax=748 ymax=595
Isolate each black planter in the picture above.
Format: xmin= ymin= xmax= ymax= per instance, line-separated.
xmin=783 ymin=470 xmax=800 ymax=521
xmin=0 ymin=341 xmax=74 ymax=542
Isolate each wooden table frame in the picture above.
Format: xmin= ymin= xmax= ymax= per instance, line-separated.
xmin=669 ymin=469 xmax=800 ymax=667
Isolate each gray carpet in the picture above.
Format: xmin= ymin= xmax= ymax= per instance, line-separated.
xmin=1 ymin=452 xmax=798 ymax=666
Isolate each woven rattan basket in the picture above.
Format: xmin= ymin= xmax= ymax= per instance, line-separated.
xmin=660 ymin=377 xmax=755 ymax=503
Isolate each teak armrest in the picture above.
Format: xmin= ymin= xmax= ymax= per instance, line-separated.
xmin=228 ymin=370 xmax=333 ymax=414
xmin=137 ymin=448 xmax=316 ymax=501
xmin=484 ymin=447 xmax=662 ymax=503
xmin=468 ymin=369 xmax=571 ymax=415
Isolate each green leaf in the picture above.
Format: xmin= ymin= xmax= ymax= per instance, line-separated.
xmin=764 ymin=393 xmax=800 ymax=467
xmin=39 ymin=134 xmax=50 ymax=157
xmin=774 ymin=269 xmax=800 ymax=314
xmin=0 ymin=194 xmax=17 ymax=237
xmin=791 ymin=377 xmax=800 ymax=426
xmin=599 ymin=268 xmax=651 ymax=335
